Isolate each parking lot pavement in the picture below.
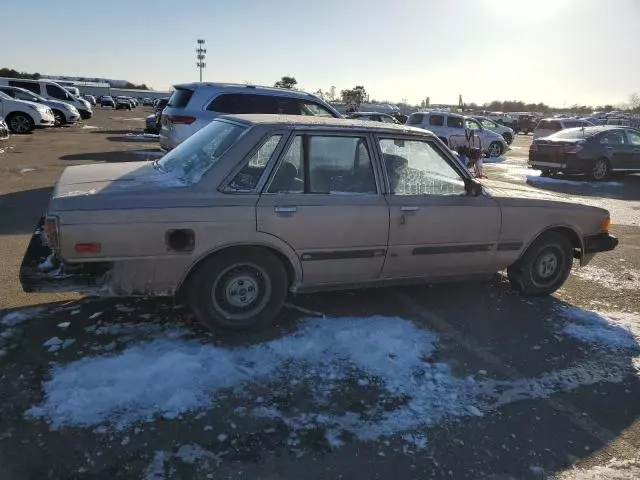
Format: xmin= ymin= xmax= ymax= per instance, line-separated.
xmin=0 ymin=123 xmax=639 ymax=479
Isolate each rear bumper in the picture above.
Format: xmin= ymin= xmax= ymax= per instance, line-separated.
xmin=529 ymin=155 xmax=595 ymax=173
xmin=584 ymin=233 xmax=619 ymax=254
xmin=20 ymin=219 xmax=112 ymax=294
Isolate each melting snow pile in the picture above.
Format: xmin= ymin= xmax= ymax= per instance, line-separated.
xmin=572 ymin=265 xmax=640 ymax=291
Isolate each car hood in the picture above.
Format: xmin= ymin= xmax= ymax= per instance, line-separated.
xmin=50 ymin=161 xmax=187 ymax=211
xmin=45 ymin=99 xmax=76 ymax=111
xmin=481 ymin=179 xmax=606 ymax=213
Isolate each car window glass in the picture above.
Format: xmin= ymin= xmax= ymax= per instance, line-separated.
xmin=308 ymin=136 xmax=376 ymax=194
xmin=299 ymin=101 xmax=335 ymax=117
xmin=46 ymin=84 xmax=68 ymax=100
xmin=208 ymin=94 xmax=278 ymax=114
xmin=8 ymin=80 xmax=39 ymax=94
xmin=408 ymin=113 xmax=423 ymax=125
xmin=276 ymin=97 xmax=301 ymax=115
xmin=381 ymin=115 xmax=396 ymax=123
xmin=227 ymin=135 xmax=282 ymax=191
xmin=550 ymin=121 xmax=563 ymax=130
xmin=563 ymin=121 xmax=578 ymax=128
xmin=158 ymin=120 xmax=246 ymax=184
xmin=379 ymin=138 xmax=466 ymax=196
xmin=15 ymin=90 xmax=38 ymax=102
xmin=447 ymin=116 xmax=464 ymax=128
xmin=429 ymin=115 xmax=444 ymax=126
xmin=627 ymin=131 xmax=640 ymax=145
xmin=167 ymin=88 xmax=193 ymax=108
xmin=601 ymin=132 xmax=625 ymax=145
xmin=269 ymin=136 xmax=304 ymax=193
xmin=481 ymin=119 xmax=494 ymax=128
xmin=464 ymin=118 xmax=481 ymax=130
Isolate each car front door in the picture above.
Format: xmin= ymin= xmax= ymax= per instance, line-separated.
xmin=624 ymin=130 xmax=640 ymax=170
xmin=376 ymin=136 xmax=501 ymax=279
xmin=257 ymin=132 xmax=389 ymax=286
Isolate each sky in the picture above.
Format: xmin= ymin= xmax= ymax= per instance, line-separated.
xmin=3 ymin=0 xmax=639 ymax=107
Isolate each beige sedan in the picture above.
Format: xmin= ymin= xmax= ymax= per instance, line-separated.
xmin=21 ymin=115 xmax=618 ymax=330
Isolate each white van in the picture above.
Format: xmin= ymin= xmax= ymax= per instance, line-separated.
xmin=0 ymin=78 xmax=92 ymax=119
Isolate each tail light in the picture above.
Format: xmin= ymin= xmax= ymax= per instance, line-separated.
xmin=43 ymin=215 xmax=59 ymax=251
xmin=563 ymin=142 xmax=584 ymax=154
xmin=167 ymin=115 xmax=196 ymax=125
xmin=529 ymin=142 xmax=539 ymax=152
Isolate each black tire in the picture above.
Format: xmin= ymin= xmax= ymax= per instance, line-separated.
xmin=52 ymin=110 xmax=66 ymax=127
xmin=591 ymin=158 xmax=610 ymax=181
xmin=502 ymin=133 xmax=513 ymax=145
xmin=507 ymin=231 xmax=573 ymax=296
xmin=487 ymin=141 xmax=504 ymax=157
xmin=6 ymin=113 xmax=34 ymax=134
xmin=186 ymin=248 xmax=288 ymax=331
xmin=540 ymin=169 xmax=551 ymax=177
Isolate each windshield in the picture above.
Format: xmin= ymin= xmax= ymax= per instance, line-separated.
xmin=12 ymin=89 xmax=45 ymax=103
xmin=158 ymin=119 xmax=246 ymax=183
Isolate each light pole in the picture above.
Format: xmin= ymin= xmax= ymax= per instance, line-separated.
xmin=196 ymin=39 xmax=206 ymax=82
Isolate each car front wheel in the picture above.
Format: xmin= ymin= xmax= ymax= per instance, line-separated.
xmin=52 ymin=110 xmax=66 ymax=127
xmin=7 ymin=113 xmax=34 ymax=134
xmin=187 ymin=248 xmax=288 ymax=331
xmin=502 ymin=133 xmax=513 ymax=145
xmin=507 ymin=231 xmax=573 ymax=296
xmin=487 ymin=141 xmax=504 ymax=157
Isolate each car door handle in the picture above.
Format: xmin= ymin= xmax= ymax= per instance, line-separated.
xmin=605 ymin=146 xmax=613 ymax=150
xmin=274 ymin=206 xmax=297 ymax=214
xmin=400 ymin=206 xmax=419 ymax=212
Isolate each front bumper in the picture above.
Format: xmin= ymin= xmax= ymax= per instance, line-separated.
xmin=20 ymin=219 xmax=111 ymax=294
xmin=66 ymin=113 xmax=80 ymax=123
xmin=584 ymin=233 xmax=619 ymax=254
xmin=79 ymin=109 xmax=93 ymax=119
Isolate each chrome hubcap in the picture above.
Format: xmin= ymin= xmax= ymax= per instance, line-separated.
xmin=10 ymin=116 xmax=29 ymax=133
xmin=225 ymin=275 xmax=259 ymax=307
xmin=489 ymin=143 xmax=501 ymax=156
xmin=536 ymin=252 xmax=558 ymax=278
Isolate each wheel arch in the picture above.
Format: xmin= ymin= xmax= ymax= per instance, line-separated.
xmin=5 ymin=110 xmax=34 ymax=132
xmin=176 ymin=242 xmax=301 ymax=299
xmin=517 ymin=224 xmax=584 ymax=264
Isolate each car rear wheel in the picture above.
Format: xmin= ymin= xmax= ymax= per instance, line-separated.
xmin=187 ymin=248 xmax=288 ymax=331
xmin=7 ymin=113 xmax=34 ymax=134
xmin=487 ymin=141 xmax=503 ymax=157
xmin=502 ymin=133 xmax=513 ymax=145
xmin=52 ymin=110 xmax=66 ymax=127
xmin=591 ymin=158 xmax=610 ymax=181
xmin=507 ymin=231 xmax=573 ymax=296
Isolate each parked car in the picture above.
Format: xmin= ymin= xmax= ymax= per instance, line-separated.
xmin=485 ymin=112 xmax=518 ymax=130
xmin=0 ymin=91 xmax=55 ymax=133
xmin=533 ymin=118 xmax=593 ymax=139
xmin=128 ymin=97 xmax=137 ymax=108
xmin=529 ymin=126 xmax=640 ymax=180
xmin=115 ymin=96 xmax=132 ymax=110
xmin=145 ymin=113 xmax=159 ymax=134
xmin=471 ymin=116 xmax=515 ymax=144
xmin=99 ymin=96 xmax=115 ymax=108
xmin=142 ymin=97 xmax=153 ymax=106
xmin=406 ymin=111 xmax=508 ymax=157
xmin=515 ymin=114 xmax=538 ymax=134
xmin=347 ymin=111 xmax=400 ymax=123
xmin=20 ymin=114 xmax=618 ymax=331
xmin=83 ymin=94 xmax=97 ymax=106
xmin=0 ymin=86 xmax=80 ymax=126
xmin=0 ymin=78 xmax=92 ymax=119
xmin=0 ymin=116 xmax=9 ymax=140
xmin=154 ymin=97 xmax=169 ymax=113
xmin=159 ymin=83 xmax=341 ymax=150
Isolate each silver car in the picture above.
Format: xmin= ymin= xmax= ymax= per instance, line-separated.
xmin=21 ymin=115 xmax=618 ymax=332
xmin=0 ymin=86 xmax=80 ymax=126
xmin=159 ymin=83 xmax=341 ymax=150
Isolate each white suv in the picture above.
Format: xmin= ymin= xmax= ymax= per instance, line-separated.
xmin=0 ymin=91 xmax=55 ymax=133
xmin=407 ymin=111 xmax=508 ymax=157
xmin=159 ymin=83 xmax=342 ymax=150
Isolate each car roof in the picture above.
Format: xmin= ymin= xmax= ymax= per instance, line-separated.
xmin=352 ymin=111 xmax=388 ymax=116
xmin=219 ymin=114 xmax=430 ymax=134
xmin=172 ymin=82 xmax=324 ymax=100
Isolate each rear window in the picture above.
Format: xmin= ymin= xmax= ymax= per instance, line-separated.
xmin=207 ymin=93 xmax=277 ymax=114
xmin=550 ymin=128 xmax=594 ymax=139
xmin=158 ymin=119 xmax=246 ymax=184
xmin=537 ymin=120 xmax=562 ymax=131
xmin=167 ymin=88 xmax=194 ymax=108
xmin=429 ymin=115 xmax=444 ymax=126
xmin=562 ymin=121 xmax=578 ymax=128
xmin=408 ymin=113 xmax=423 ymax=125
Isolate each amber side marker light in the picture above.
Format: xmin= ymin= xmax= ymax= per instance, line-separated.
xmin=601 ymin=216 xmax=611 ymax=233
xmin=75 ymin=243 xmax=101 ymax=254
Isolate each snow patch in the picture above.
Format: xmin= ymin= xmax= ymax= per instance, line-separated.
xmin=142 ymin=451 xmax=167 ymax=480
xmin=19 ymin=168 xmax=36 ymax=174
xmin=81 ymin=125 xmax=99 ymax=130
xmin=572 ymin=265 xmax=640 ymax=291
xmin=559 ymin=308 xmax=640 ymax=351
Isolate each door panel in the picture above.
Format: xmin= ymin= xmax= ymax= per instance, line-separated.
xmin=382 ymin=194 xmax=501 ymax=278
xmin=625 ymin=131 xmax=640 ymax=169
xmin=257 ymin=194 xmax=389 ymax=285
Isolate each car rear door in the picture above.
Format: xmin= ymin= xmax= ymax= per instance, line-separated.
xmin=376 ymin=135 xmax=501 ymax=279
xmin=256 ymin=131 xmax=389 ymax=286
